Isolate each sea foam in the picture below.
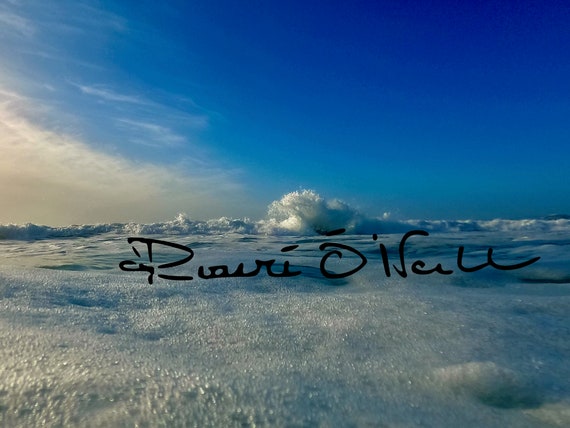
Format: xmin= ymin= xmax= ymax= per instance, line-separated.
xmin=0 ymin=190 xmax=569 ymax=426
xmin=2 ymin=190 xmax=570 ymax=240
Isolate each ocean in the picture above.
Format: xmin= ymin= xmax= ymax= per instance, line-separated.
xmin=1 ymin=191 xmax=569 ymax=427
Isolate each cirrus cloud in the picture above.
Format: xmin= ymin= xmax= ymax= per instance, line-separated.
xmin=0 ymin=89 xmax=251 ymax=226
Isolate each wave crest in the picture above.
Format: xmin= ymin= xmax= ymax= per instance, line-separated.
xmin=262 ymin=190 xmax=362 ymax=234
xmin=2 ymin=190 xmax=570 ymax=239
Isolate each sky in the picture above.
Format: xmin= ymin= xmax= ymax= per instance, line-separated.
xmin=0 ymin=0 xmax=569 ymax=225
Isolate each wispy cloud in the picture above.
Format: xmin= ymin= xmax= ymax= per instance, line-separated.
xmin=0 ymin=10 xmax=34 ymax=38
xmin=0 ymin=90 xmax=249 ymax=225
xmin=72 ymin=83 xmax=148 ymax=105
xmin=70 ymin=82 xmax=209 ymax=129
xmin=0 ymin=2 xmax=246 ymax=225
xmin=0 ymin=1 xmax=126 ymax=87
xmin=6 ymin=1 xmax=127 ymax=39
xmin=116 ymin=119 xmax=188 ymax=147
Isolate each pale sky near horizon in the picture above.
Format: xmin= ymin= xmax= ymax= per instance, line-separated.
xmin=1 ymin=0 xmax=569 ymax=225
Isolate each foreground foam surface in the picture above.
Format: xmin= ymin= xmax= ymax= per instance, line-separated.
xmin=1 ymin=244 xmax=569 ymax=427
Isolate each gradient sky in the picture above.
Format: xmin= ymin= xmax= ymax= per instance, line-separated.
xmin=1 ymin=0 xmax=569 ymax=225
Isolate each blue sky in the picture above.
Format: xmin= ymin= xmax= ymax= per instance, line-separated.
xmin=0 ymin=0 xmax=568 ymax=225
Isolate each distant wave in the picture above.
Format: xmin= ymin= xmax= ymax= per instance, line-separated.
xmin=0 ymin=222 xmax=120 ymax=240
xmin=258 ymin=190 xmax=570 ymax=235
xmin=0 ymin=216 xmax=257 ymax=240
xmin=542 ymin=214 xmax=570 ymax=220
xmin=2 ymin=190 xmax=570 ymax=240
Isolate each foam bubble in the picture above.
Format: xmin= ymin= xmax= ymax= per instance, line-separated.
xmin=525 ymin=401 xmax=570 ymax=427
xmin=433 ymin=362 xmax=541 ymax=409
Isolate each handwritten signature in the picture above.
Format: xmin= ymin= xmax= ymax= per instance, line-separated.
xmin=118 ymin=229 xmax=541 ymax=284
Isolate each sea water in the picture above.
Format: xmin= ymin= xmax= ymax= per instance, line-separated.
xmin=1 ymin=191 xmax=569 ymax=427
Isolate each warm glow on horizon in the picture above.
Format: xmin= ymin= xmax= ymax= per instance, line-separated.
xmin=0 ymin=90 xmax=250 ymax=226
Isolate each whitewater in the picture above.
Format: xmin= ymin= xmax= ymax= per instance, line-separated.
xmin=1 ymin=190 xmax=569 ymax=427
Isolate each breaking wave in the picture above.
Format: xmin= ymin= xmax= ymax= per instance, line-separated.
xmin=261 ymin=189 xmax=365 ymax=234
xmin=2 ymin=190 xmax=570 ymax=240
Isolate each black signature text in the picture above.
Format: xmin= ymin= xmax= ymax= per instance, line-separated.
xmin=119 ymin=229 xmax=540 ymax=284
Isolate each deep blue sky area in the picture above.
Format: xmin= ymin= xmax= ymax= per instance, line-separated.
xmin=0 ymin=0 xmax=569 ymax=224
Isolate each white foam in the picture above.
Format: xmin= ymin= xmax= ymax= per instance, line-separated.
xmin=433 ymin=361 xmax=540 ymax=408
xmin=0 ymin=235 xmax=569 ymax=426
xmin=3 ymin=189 xmax=570 ymax=239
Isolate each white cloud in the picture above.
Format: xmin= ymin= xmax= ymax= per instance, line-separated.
xmin=116 ymin=119 xmax=187 ymax=147
xmin=0 ymin=10 xmax=34 ymax=38
xmin=0 ymin=90 xmax=249 ymax=226
xmin=69 ymin=82 xmax=209 ymax=134
xmin=73 ymin=83 xmax=148 ymax=104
